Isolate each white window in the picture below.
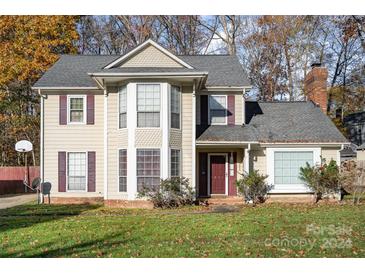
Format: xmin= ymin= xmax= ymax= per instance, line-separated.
xmin=68 ymin=95 xmax=86 ymax=124
xmin=119 ymin=149 xmax=127 ymax=192
xmin=67 ymin=152 xmax=87 ymax=191
xmin=274 ymin=151 xmax=313 ymax=185
xmin=171 ymin=85 xmax=180 ymax=129
xmin=170 ymin=149 xmax=180 ymax=177
xmin=137 ymin=149 xmax=160 ymax=191
xmin=137 ymin=84 xmax=160 ymax=127
xmin=209 ymin=95 xmax=227 ymax=125
xmin=119 ymin=85 xmax=127 ymax=128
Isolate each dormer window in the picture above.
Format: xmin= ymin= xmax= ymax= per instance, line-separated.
xmin=137 ymin=84 xmax=160 ymax=128
xmin=209 ymin=95 xmax=227 ymax=125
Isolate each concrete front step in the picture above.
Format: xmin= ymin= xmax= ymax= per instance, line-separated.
xmin=198 ymin=197 xmax=244 ymax=205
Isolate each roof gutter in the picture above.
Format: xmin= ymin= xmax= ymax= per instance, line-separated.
xmin=31 ymin=86 xmax=100 ymax=91
xmin=260 ymin=142 xmax=350 ymax=147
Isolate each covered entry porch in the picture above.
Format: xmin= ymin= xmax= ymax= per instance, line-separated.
xmin=196 ymin=143 xmax=253 ymax=198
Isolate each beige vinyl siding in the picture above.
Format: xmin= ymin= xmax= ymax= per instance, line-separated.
xmin=321 ymin=147 xmax=340 ymax=164
xmin=135 ymin=128 xmax=162 ymax=147
xmin=181 ymin=86 xmax=193 ymax=181
xmin=170 ymin=129 xmax=182 ymax=148
xmin=43 ymin=91 xmax=104 ymax=197
xmin=107 ymin=88 xmax=129 ymax=199
xmin=235 ymin=94 xmax=243 ymax=125
xmin=250 ymin=148 xmax=267 ymax=175
xmin=121 ymin=45 xmax=183 ymax=68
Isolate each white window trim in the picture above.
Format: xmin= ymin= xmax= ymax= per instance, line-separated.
xmin=136 ymin=148 xmax=161 ymax=190
xmin=170 ymin=84 xmax=182 ymax=130
xmin=117 ymin=148 xmax=128 ymax=193
xmin=136 ymin=83 xmax=162 ymax=129
xmin=117 ymin=85 xmax=128 ymax=130
xmin=67 ymin=95 xmax=87 ymax=125
xmin=66 ymin=151 xmax=88 ymax=193
xmin=208 ymin=95 xmax=228 ymax=125
xmin=207 ymin=153 xmax=228 ymax=196
xmin=266 ymin=147 xmax=321 ymax=193
xmin=170 ymin=148 xmax=181 ymax=178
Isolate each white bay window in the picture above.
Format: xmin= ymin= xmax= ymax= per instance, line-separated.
xmin=119 ymin=85 xmax=127 ymax=128
xmin=171 ymin=85 xmax=180 ymax=129
xmin=137 ymin=84 xmax=160 ymax=127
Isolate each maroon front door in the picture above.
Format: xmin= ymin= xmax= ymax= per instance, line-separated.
xmin=210 ymin=155 xmax=226 ymax=194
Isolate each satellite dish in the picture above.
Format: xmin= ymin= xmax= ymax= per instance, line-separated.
xmin=15 ymin=140 xmax=33 ymax=152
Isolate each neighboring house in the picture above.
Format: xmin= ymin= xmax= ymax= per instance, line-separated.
xmin=357 ymin=144 xmax=365 ymax=161
xmin=32 ymin=40 xmax=348 ymax=205
xmin=344 ymin=111 xmax=365 ymax=147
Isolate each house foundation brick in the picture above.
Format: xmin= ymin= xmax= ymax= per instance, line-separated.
xmin=43 ymin=197 xmax=103 ymax=205
xmin=104 ymin=199 xmax=154 ymax=209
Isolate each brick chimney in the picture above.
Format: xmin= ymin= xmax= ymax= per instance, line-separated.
xmin=304 ymin=63 xmax=328 ymax=114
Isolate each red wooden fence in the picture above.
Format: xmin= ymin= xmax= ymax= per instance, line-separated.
xmin=0 ymin=166 xmax=40 ymax=195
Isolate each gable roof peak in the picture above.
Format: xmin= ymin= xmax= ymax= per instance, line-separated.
xmin=103 ymin=39 xmax=194 ymax=69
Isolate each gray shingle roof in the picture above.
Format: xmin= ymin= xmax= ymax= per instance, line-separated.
xmin=179 ymin=55 xmax=250 ymax=86
xmin=197 ymin=101 xmax=348 ymax=143
xmin=33 ymin=55 xmax=118 ymax=88
xmin=33 ymin=54 xmax=250 ymax=88
xmin=196 ymin=125 xmax=257 ymax=142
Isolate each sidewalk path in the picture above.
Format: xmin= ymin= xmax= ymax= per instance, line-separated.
xmin=0 ymin=194 xmax=37 ymax=209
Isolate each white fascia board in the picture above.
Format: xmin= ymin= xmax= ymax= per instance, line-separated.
xmin=88 ymin=72 xmax=208 ymax=77
xmin=203 ymin=85 xmax=252 ymax=91
xmin=196 ymin=141 xmax=258 ymax=146
xmin=261 ymin=142 xmax=349 ymax=147
xmin=103 ymin=39 xmax=194 ymax=69
xmin=32 ymin=86 xmax=100 ymax=90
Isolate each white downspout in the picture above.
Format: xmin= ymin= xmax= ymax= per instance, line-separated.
xmin=192 ymin=80 xmax=197 ymax=194
xmin=39 ymin=89 xmax=45 ymax=203
xmin=103 ymin=84 xmax=108 ymax=201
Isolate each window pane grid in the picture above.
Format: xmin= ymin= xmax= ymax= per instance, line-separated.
xmin=170 ymin=149 xmax=180 ymax=177
xmin=274 ymin=151 xmax=313 ymax=185
xmin=119 ymin=149 xmax=127 ymax=192
xmin=119 ymin=86 xmax=127 ymax=128
xmin=69 ymin=97 xmax=84 ymax=123
xmin=209 ymin=95 xmax=226 ymax=124
xmin=137 ymin=84 xmax=160 ymax=127
xmin=67 ymin=152 xmax=86 ymax=191
xmin=137 ymin=149 xmax=160 ymax=191
xmin=171 ymin=85 xmax=180 ymax=129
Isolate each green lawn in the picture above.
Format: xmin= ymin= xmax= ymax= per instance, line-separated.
xmin=0 ymin=202 xmax=364 ymax=257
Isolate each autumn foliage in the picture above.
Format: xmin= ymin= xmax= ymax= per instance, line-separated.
xmin=0 ymin=16 xmax=79 ymax=166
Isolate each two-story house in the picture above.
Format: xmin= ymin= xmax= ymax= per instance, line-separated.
xmin=32 ymin=40 xmax=348 ymax=206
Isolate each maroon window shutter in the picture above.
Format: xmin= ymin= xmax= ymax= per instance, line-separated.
xmin=200 ymin=95 xmax=208 ymax=125
xmin=59 ymin=95 xmax=67 ymax=125
xmin=198 ymin=152 xmax=208 ymax=197
xmin=87 ymin=94 xmax=95 ymax=125
xmin=58 ymin=151 xmax=66 ymax=192
xmin=227 ymin=95 xmax=235 ymax=125
xmin=88 ymin=151 xmax=96 ymax=192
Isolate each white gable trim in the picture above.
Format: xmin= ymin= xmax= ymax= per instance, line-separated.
xmin=104 ymin=39 xmax=194 ymax=69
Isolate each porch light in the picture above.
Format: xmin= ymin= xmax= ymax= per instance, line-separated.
xmin=229 ymin=152 xmax=234 ymax=176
